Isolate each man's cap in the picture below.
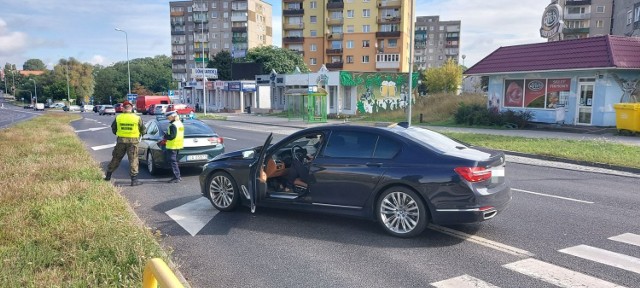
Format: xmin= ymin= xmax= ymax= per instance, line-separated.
xmin=165 ymin=111 xmax=178 ymax=117
xmin=123 ymin=100 xmax=132 ymax=107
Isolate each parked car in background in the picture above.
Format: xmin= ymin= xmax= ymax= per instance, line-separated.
xmin=23 ymin=104 xmax=33 ymax=109
xmin=93 ymin=105 xmax=103 ymax=113
xmin=147 ymin=104 xmax=157 ymax=115
xmin=166 ymin=103 xmax=195 ymax=115
xmin=63 ymin=105 xmax=81 ymax=112
xmin=80 ymin=105 xmax=94 ymax=112
xmin=136 ymin=95 xmax=171 ymax=115
xmin=153 ymin=104 xmax=169 ymax=115
xmin=51 ymin=103 xmax=65 ymax=109
xmin=199 ymin=124 xmax=511 ymax=238
xmin=34 ymin=103 xmax=45 ymax=111
xmin=114 ymin=103 xmax=124 ymax=113
xmin=99 ymin=105 xmax=116 ymax=115
xmin=138 ymin=117 xmax=225 ymax=175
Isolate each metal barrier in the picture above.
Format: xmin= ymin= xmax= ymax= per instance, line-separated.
xmin=142 ymin=258 xmax=185 ymax=288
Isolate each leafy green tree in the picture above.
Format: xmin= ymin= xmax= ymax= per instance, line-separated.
xmin=422 ymin=59 xmax=463 ymax=93
xmin=23 ymin=59 xmax=46 ymax=71
xmin=244 ymin=46 xmax=309 ymax=74
xmin=209 ymin=50 xmax=232 ymax=80
xmin=93 ymin=66 xmax=119 ymax=104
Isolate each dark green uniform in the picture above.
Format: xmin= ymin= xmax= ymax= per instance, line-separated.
xmin=106 ymin=112 xmax=145 ymax=177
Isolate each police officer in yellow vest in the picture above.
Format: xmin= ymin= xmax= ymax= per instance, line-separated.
xmin=104 ymin=100 xmax=145 ymax=186
xmin=163 ymin=110 xmax=184 ymax=183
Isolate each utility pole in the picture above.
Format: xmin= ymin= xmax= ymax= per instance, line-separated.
xmin=406 ymin=0 xmax=416 ymax=126
xmin=201 ymin=0 xmax=208 ymax=115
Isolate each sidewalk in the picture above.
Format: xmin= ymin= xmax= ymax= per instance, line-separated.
xmin=219 ymin=113 xmax=640 ymax=147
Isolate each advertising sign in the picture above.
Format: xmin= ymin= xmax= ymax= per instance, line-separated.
xmin=242 ymin=83 xmax=256 ymax=92
xmin=540 ymin=4 xmax=563 ymax=38
xmin=524 ymin=79 xmax=546 ymax=108
xmin=227 ymin=82 xmax=241 ymax=91
xmin=192 ymin=68 xmax=218 ymax=79
xmin=214 ymin=81 xmax=224 ymax=90
xmin=504 ymin=80 xmax=524 ymax=107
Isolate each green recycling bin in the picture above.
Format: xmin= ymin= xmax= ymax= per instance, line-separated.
xmin=613 ymin=103 xmax=640 ymax=134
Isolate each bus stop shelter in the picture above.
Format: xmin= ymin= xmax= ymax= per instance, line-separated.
xmin=284 ymin=88 xmax=327 ymax=123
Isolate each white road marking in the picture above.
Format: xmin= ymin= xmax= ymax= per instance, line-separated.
xmin=512 ymin=188 xmax=594 ymax=204
xmin=91 ymin=143 xmax=116 ymax=151
xmin=609 ymin=233 xmax=640 ymax=247
xmin=427 ymin=224 xmax=534 ymax=257
xmin=166 ymin=197 xmax=218 ymax=236
xmin=75 ymin=127 xmax=109 ymax=133
xmin=223 ymin=137 xmax=237 ymax=141
xmin=559 ymin=245 xmax=640 ymax=274
xmin=503 ymin=258 xmax=625 ymax=288
xmin=430 ymin=275 xmax=499 ymax=288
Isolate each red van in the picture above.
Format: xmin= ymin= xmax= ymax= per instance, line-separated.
xmin=136 ymin=95 xmax=171 ymax=115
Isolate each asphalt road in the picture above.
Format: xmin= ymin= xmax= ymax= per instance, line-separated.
xmin=0 ymin=100 xmax=43 ymax=129
xmin=71 ymin=112 xmax=640 ymax=288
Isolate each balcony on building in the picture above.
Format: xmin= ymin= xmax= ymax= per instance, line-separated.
xmin=170 ymin=11 xmax=185 ymax=17
xmin=231 ymin=1 xmax=248 ymax=11
xmin=172 ymin=49 xmax=186 ymax=55
xmin=564 ymin=12 xmax=590 ymax=20
xmin=326 ymin=17 xmax=344 ymax=25
xmin=445 ymin=36 xmax=459 ymax=41
xmin=377 ymin=15 xmax=401 ymax=24
xmin=283 ymin=23 xmax=305 ymax=30
xmin=192 ymin=3 xmax=208 ymax=11
xmin=172 ymin=40 xmax=186 ymax=45
xmin=172 ymin=68 xmax=187 ymax=73
xmin=377 ymin=0 xmax=401 ymax=8
xmin=327 ymin=33 xmax=343 ymax=40
xmin=283 ymin=36 xmax=304 ymax=43
xmin=172 ymin=60 xmax=186 ymax=65
xmin=445 ymin=43 xmax=459 ymax=48
xmin=290 ymin=49 xmax=304 ymax=56
xmin=563 ymin=27 xmax=590 ymax=34
xmin=327 ymin=0 xmax=344 ymax=10
xmin=375 ymin=31 xmax=400 ymax=38
xmin=565 ymin=0 xmax=591 ymax=5
xmin=232 ymin=36 xmax=248 ymax=43
xmin=326 ymin=62 xmax=343 ymax=69
xmin=231 ymin=14 xmax=248 ymax=22
xmin=232 ymin=26 xmax=248 ymax=33
xmin=325 ymin=48 xmax=343 ymax=55
xmin=171 ymin=28 xmax=186 ymax=35
xmin=195 ymin=24 xmax=209 ymax=32
xmin=283 ymin=8 xmax=304 ymax=16
xmin=193 ymin=16 xmax=208 ymax=23
xmin=375 ymin=53 xmax=400 ymax=69
xmin=194 ymin=57 xmax=209 ymax=63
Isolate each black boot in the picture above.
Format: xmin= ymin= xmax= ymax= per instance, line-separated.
xmin=131 ymin=176 xmax=142 ymax=186
xmin=104 ymin=172 xmax=112 ymax=181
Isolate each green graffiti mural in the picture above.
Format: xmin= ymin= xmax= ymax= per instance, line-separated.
xmin=340 ymin=71 xmax=419 ymax=114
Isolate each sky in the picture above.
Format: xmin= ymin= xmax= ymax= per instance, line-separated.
xmin=0 ymin=0 xmax=550 ymax=70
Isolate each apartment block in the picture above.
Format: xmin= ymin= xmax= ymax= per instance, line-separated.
xmin=546 ymin=0 xmax=613 ymax=41
xmin=414 ymin=16 xmax=461 ymax=69
xmin=170 ymin=0 xmax=272 ymax=82
xmin=611 ymin=0 xmax=640 ymax=36
xmin=282 ymin=0 xmax=412 ymax=72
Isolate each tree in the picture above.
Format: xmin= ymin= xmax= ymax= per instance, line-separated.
xmin=209 ymin=50 xmax=232 ymax=80
xmin=23 ymin=59 xmax=46 ymax=71
xmin=244 ymin=46 xmax=309 ymax=74
xmin=422 ymin=59 xmax=463 ymax=93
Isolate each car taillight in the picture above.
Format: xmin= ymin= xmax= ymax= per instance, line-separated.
xmin=454 ymin=167 xmax=492 ymax=182
xmin=157 ymin=139 xmax=167 ymax=146
xmin=208 ymin=137 xmax=223 ymax=144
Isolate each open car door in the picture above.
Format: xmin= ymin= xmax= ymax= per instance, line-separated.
xmin=248 ymin=133 xmax=273 ymax=213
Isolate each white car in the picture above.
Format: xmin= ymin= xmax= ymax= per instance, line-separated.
xmin=153 ymin=104 xmax=169 ymax=115
xmin=99 ymin=105 xmax=116 ymax=115
xmin=34 ymin=103 xmax=45 ymax=111
xmin=81 ymin=105 xmax=94 ymax=112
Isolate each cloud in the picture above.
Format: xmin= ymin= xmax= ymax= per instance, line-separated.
xmin=90 ymin=55 xmax=107 ymax=66
xmin=0 ymin=18 xmax=29 ymax=58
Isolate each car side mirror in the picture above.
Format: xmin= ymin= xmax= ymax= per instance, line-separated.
xmin=242 ymin=150 xmax=255 ymax=159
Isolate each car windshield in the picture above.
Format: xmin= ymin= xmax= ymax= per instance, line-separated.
xmin=158 ymin=120 xmax=216 ymax=137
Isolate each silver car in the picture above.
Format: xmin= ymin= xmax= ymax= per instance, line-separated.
xmin=153 ymin=104 xmax=169 ymax=115
xmin=99 ymin=105 xmax=116 ymax=115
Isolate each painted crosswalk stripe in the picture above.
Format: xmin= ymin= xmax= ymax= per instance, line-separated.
xmin=503 ymin=258 xmax=624 ymax=288
xmin=609 ymin=233 xmax=640 ymax=247
xmin=430 ymin=275 xmax=499 ymax=288
xmin=166 ymin=197 xmax=218 ymax=236
xmin=91 ymin=143 xmax=116 ymax=151
xmin=559 ymin=245 xmax=640 ymax=274
xmin=75 ymin=127 xmax=108 ymax=133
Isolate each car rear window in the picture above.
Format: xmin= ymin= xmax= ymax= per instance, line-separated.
xmin=158 ymin=120 xmax=215 ymax=136
xmin=392 ymin=126 xmax=469 ymax=154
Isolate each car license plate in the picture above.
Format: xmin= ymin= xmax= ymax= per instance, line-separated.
xmin=186 ymin=154 xmax=208 ymax=161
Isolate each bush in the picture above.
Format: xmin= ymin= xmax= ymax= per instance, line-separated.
xmin=454 ymin=103 xmax=533 ymax=128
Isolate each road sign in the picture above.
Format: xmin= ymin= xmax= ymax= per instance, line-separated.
xmin=169 ymin=90 xmax=174 ymax=96
xmin=127 ymin=93 xmax=137 ymax=101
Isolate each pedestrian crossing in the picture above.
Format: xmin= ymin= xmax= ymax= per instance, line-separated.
xmin=429 ymin=232 xmax=640 ymax=288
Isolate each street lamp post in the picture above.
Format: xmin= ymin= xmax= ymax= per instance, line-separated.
xmin=115 ymin=28 xmax=131 ymax=95
xmin=200 ymin=0 xmax=208 ymax=116
xmin=462 ymin=54 xmax=466 ymax=66
xmin=30 ymin=79 xmax=37 ymax=103
xmin=65 ymin=63 xmax=71 ymax=104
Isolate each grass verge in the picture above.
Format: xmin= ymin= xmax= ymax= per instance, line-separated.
xmin=196 ymin=113 xmax=227 ymax=120
xmin=0 ymin=114 xmax=168 ymax=287
xmin=442 ymin=132 xmax=640 ymax=169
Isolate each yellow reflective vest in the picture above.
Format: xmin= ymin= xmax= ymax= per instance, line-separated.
xmin=166 ymin=120 xmax=184 ymax=149
xmin=115 ymin=113 xmax=141 ymax=138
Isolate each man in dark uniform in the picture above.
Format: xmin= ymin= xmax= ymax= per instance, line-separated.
xmin=104 ymin=100 xmax=145 ymax=186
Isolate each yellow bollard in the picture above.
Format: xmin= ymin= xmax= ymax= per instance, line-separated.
xmin=142 ymin=258 xmax=185 ymax=288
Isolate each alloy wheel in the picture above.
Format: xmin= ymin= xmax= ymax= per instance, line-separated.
xmin=379 ymin=191 xmax=420 ymax=234
xmin=209 ymin=174 xmax=235 ymax=209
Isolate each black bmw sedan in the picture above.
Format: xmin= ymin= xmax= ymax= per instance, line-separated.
xmin=199 ymin=123 xmax=511 ymax=238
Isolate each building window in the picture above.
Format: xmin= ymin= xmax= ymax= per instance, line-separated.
xmin=310 ymin=16 xmax=317 ymax=23
xmin=311 ymin=30 xmax=317 ymax=36
xmin=362 ymin=25 xmax=370 ymax=32
xmin=211 ymin=11 xmax=218 ymax=18
xmin=635 ymin=7 xmax=640 ymax=22
xmin=310 ymin=44 xmax=317 ymax=51
xmin=310 ymin=1 xmax=317 ymax=9
xmin=362 ymin=55 xmax=369 ymax=63
xmin=628 ymin=10 xmax=633 ymax=25
xmin=596 ymin=6 xmax=605 ymax=13
xmin=596 ymin=20 xmax=604 ymax=28
xmin=363 ymin=9 xmax=370 ymax=18
xmin=310 ymin=58 xmax=317 ymax=65
xmin=223 ymin=1 xmax=228 ymax=8
xmin=224 ymin=12 xmax=228 ymax=18
xmin=388 ymin=39 xmax=397 ymax=48
xmin=223 ymin=22 xmax=229 ymax=28
xmin=346 ymin=40 xmax=354 ymax=48
xmin=347 ymin=10 xmax=354 ymax=18
xmin=347 ymin=25 xmax=354 ymax=33
xmin=346 ymin=55 xmax=354 ymax=63
xmin=362 ymin=40 xmax=370 ymax=47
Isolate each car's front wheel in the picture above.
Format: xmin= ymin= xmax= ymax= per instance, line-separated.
xmin=376 ymin=186 xmax=428 ymax=238
xmin=146 ymin=150 xmax=158 ymax=175
xmin=206 ymin=171 xmax=240 ymax=211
